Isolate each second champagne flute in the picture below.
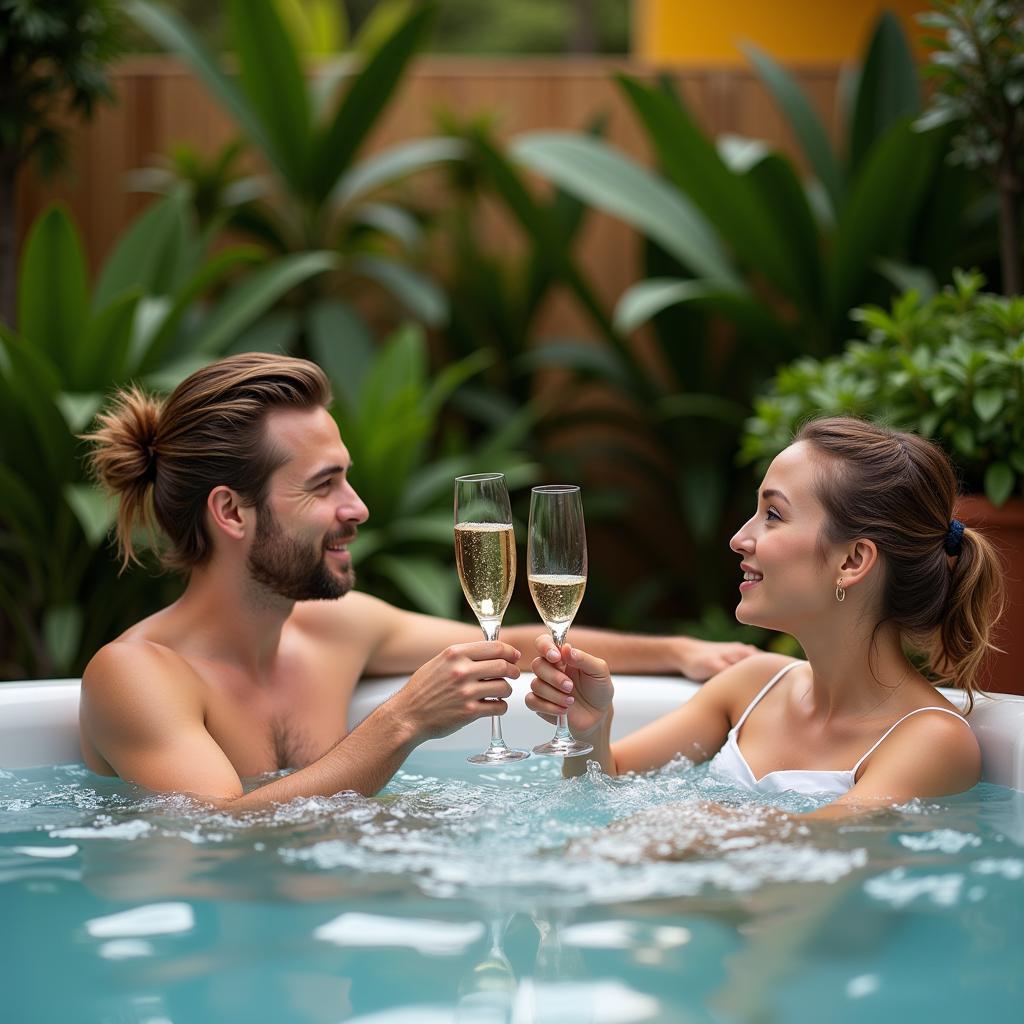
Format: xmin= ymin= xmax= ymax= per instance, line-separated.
xmin=454 ymin=473 xmax=530 ymax=764
xmin=528 ymin=484 xmax=593 ymax=758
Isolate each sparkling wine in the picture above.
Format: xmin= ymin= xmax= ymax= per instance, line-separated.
xmin=455 ymin=522 xmax=515 ymax=622
xmin=528 ymin=573 xmax=586 ymax=632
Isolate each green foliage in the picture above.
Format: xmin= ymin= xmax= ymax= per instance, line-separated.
xmin=915 ymin=0 xmax=1024 ymax=293
xmin=0 ymin=199 xmax=334 ymax=678
xmin=0 ymin=0 xmax=124 ymax=174
xmin=916 ymin=1 xmax=1024 ymax=171
xmin=0 ymin=0 xmax=127 ymax=326
xmin=742 ymin=270 xmax=1024 ymax=506
xmin=129 ymin=0 xmax=463 ymax=347
xmin=515 ymin=13 xmax=965 ymax=355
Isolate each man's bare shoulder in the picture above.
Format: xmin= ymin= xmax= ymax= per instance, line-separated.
xmin=82 ymin=636 xmax=204 ymax=707
xmin=289 ymin=590 xmax=404 ymax=639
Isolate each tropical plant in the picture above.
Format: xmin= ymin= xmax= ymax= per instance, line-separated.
xmin=128 ymin=0 xmax=465 ymax=352
xmin=513 ymin=13 xmax=968 ymax=359
xmin=741 ymin=269 xmax=1024 ymax=505
xmin=0 ymin=197 xmax=335 ymax=679
xmin=916 ymin=0 xmax=1024 ymax=293
xmin=0 ymin=0 xmax=125 ymax=326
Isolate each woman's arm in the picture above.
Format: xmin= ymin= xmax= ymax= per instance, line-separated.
xmin=527 ymin=640 xmax=791 ymax=778
xmin=815 ymin=709 xmax=981 ymax=816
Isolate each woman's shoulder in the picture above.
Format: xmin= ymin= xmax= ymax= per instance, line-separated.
xmin=698 ymin=652 xmax=803 ymax=725
xmin=853 ymin=696 xmax=980 ymax=800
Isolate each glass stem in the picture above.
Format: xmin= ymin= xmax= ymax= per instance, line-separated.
xmin=481 ymin=619 xmax=509 ymax=750
xmin=552 ymin=626 xmax=573 ymax=741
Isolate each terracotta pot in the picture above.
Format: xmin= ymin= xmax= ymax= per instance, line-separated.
xmin=954 ymin=495 xmax=1024 ymax=696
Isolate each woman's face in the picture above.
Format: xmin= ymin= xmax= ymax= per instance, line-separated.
xmin=729 ymin=442 xmax=843 ymax=632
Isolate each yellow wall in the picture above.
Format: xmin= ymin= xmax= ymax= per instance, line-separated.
xmin=634 ymin=0 xmax=932 ymax=64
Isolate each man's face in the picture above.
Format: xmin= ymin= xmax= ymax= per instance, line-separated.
xmin=245 ymin=406 xmax=368 ymax=602
xmin=247 ymin=499 xmax=353 ymax=601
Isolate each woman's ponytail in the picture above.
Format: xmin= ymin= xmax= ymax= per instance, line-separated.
xmin=934 ymin=526 xmax=1005 ymax=710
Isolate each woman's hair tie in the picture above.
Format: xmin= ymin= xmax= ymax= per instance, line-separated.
xmin=944 ymin=518 xmax=965 ymax=556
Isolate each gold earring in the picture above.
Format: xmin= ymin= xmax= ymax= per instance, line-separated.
xmin=835 ymin=578 xmax=846 ymax=603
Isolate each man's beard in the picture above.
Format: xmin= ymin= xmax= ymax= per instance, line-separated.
xmin=247 ymin=503 xmax=355 ymax=602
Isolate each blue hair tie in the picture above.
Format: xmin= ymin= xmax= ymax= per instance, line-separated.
xmin=944 ymin=518 xmax=965 ymax=556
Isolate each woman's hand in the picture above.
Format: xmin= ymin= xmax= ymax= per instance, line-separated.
xmin=526 ymin=635 xmax=613 ymax=740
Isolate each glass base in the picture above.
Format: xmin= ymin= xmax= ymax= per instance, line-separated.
xmin=532 ymin=737 xmax=593 ymax=758
xmin=467 ymin=746 xmax=531 ymax=765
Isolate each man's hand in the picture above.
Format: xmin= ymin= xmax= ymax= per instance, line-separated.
xmin=388 ymin=640 xmax=521 ymax=743
xmin=678 ymin=638 xmax=759 ymax=681
xmin=526 ymin=635 xmax=613 ymax=740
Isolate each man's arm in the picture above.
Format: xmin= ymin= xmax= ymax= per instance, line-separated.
xmin=81 ymin=638 xmax=520 ymax=807
xmin=359 ymin=593 xmax=758 ymax=681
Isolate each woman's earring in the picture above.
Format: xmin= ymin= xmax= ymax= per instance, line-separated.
xmin=835 ymin=578 xmax=846 ymax=603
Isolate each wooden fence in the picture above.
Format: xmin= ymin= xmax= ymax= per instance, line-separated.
xmin=16 ymin=57 xmax=845 ymax=334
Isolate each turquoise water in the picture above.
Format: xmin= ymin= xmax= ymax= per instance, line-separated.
xmin=0 ymin=752 xmax=1021 ymax=1023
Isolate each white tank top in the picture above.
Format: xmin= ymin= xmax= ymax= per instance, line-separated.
xmin=707 ymin=661 xmax=969 ymax=797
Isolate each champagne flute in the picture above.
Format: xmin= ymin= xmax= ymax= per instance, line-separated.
xmin=528 ymin=485 xmax=592 ymax=758
xmin=455 ymin=473 xmax=530 ymax=764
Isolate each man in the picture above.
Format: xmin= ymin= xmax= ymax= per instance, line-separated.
xmin=80 ymin=353 xmax=755 ymax=807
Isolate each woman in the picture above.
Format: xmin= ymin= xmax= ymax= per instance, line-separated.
xmin=527 ymin=418 xmax=1003 ymax=814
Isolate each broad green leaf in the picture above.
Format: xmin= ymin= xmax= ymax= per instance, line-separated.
xmin=984 ymin=462 xmax=1014 ymax=506
xmin=617 ymin=75 xmax=814 ymax=310
xmin=742 ymin=151 xmax=823 ymax=313
xmin=466 ymin=129 xmax=630 ymax=369
xmin=307 ymin=298 xmax=375 ymax=410
xmin=127 ymin=1 xmax=276 ymax=174
xmin=516 ymin=339 xmax=633 ymax=391
xmin=55 ymin=393 xmax=104 ymax=434
xmin=422 ymin=348 xmax=491 ymax=418
xmin=190 ymin=251 xmax=338 ymax=355
xmin=134 ymin=244 xmax=266 ymax=374
xmin=18 ymin=205 xmax=89 ymax=373
xmin=373 ymin=554 xmax=459 ymax=618
xmin=225 ymin=308 xmax=302 ymax=355
xmin=93 ymin=191 xmax=192 ymax=311
xmin=973 ymin=388 xmax=1004 ymax=422
xmin=512 ymin=132 xmax=739 ymax=288
xmin=333 ymin=137 xmax=466 ymax=207
xmin=874 ymin=259 xmax=938 ymax=300
xmin=0 ymin=464 xmax=48 ymax=545
xmin=743 ymin=42 xmax=844 ymax=211
xmin=229 ymin=0 xmax=311 ymax=192
xmin=77 ymin=291 xmax=140 ymax=389
xmin=614 ymin=278 xmax=794 ymax=357
xmin=352 ymin=255 xmax=447 ymax=326
xmin=309 ymin=3 xmax=436 ymax=203
xmin=827 ymin=119 xmax=941 ymax=329
xmin=273 ymin=0 xmax=346 ymax=55
xmin=849 ymin=11 xmax=920 ymax=175
xmin=0 ymin=335 xmax=73 ymax=486
xmin=65 ymin=483 xmax=116 ymax=547
xmin=351 ymin=202 xmax=424 ymax=252
xmin=43 ymin=604 xmax=83 ymax=674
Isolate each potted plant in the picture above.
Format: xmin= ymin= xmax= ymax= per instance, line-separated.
xmin=742 ymin=270 xmax=1024 ymax=694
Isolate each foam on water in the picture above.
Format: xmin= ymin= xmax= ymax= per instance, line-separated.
xmin=1 ymin=754 xmax=1017 ymax=914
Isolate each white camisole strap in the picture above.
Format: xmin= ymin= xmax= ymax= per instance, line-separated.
xmin=733 ymin=660 xmax=805 ymax=733
xmin=851 ymin=706 xmax=969 ymax=777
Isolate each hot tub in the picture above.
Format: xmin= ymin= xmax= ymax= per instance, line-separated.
xmin=1 ymin=677 xmax=1022 ymax=1023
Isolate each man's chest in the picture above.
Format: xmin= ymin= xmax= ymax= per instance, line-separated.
xmin=196 ymin=647 xmax=367 ymax=775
